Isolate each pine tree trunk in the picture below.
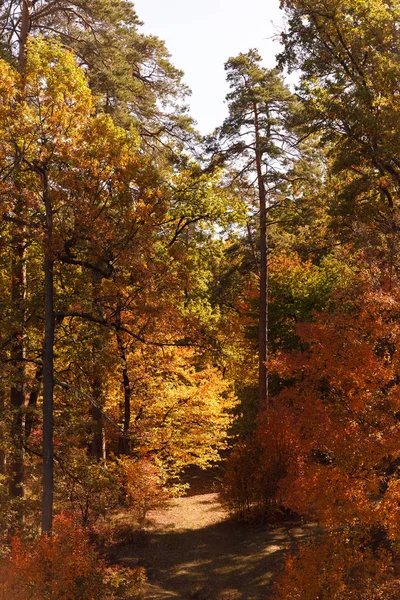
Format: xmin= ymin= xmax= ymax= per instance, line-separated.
xmin=8 ymin=0 xmax=32 ymax=523
xmin=42 ymin=170 xmax=54 ymax=534
xmin=0 ymin=390 xmax=6 ymax=475
xmin=253 ymin=101 xmax=269 ymax=414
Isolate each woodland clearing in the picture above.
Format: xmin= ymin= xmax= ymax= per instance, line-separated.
xmin=109 ymin=472 xmax=317 ymax=600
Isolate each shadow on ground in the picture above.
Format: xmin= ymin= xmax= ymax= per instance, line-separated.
xmin=114 ymin=493 xmax=316 ymax=600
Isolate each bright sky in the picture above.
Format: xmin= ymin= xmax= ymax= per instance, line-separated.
xmin=133 ymin=0 xmax=285 ymax=134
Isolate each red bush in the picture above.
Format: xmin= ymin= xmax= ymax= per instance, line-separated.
xmin=0 ymin=515 xmax=106 ymax=600
xmin=272 ymin=535 xmax=400 ymax=600
xmin=222 ymin=412 xmax=293 ymax=520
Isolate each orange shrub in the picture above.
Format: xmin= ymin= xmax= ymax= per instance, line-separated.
xmin=221 ymin=413 xmax=293 ymax=520
xmin=120 ymin=457 xmax=170 ymax=524
xmin=272 ymin=534 xmax=400 ymax=600
xmin=0 ymin=515 xmax=106 ymax=600
xmin=269 ymin=282 xmax=400 ymax=598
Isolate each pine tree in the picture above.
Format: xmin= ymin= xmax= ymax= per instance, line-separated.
xmin=209 ymin=49 xmax=295 ymax=412
xmin=0 ymin=0 xmax=192 ymax=147
xmin=279 ymin=0 xmax=400 ymax=276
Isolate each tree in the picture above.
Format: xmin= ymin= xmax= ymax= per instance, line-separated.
xmin=0 ymin=37 xmax=146 ymax=531
xmin=279 ymin=0 xmax=400 ymax=275
xmin=208 ymin=49 xmax=295 ymax=412
xmin=1 ymin=0 xmax=192 ymax=518
xmin=0 ymin=0 xmax=191 ymax=145
xmin=0 ymin=37 xmax=244 ymax=533
xmin=0 ymin=0 xmax=198 ymax=532
xmin=269 ymin=267 xmax=400 ymax=598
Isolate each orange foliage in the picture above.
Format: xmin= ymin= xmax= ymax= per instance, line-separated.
xmin=273 ymin=534 xmax=400 ymax=600
xmin=266 ymin=278 xmax=400 ymax=597
xmin=222 ymin=410 xmax=295 ymax=519
xmin=121 ymin=457 xmax=170 ymax=523
xmin=0 ymin=515 xmax=106 ymax=600
xmin=271 ymin=283 xmax=400 ymax=532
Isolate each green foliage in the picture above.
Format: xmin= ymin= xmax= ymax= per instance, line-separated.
xmin=279 ymin=0 xmax=400 ymax=263
xmin=208 ymin=48 xmax=296 ymax=196
xmin=103 ymin=563 xmax=147 ymax=597
xmin=56 ymin=451 xmax=121 ymax=526
xmin=0 ymin=0 xmax=192 ymax=148
xmin=269 ymin=252 xmax=351 ymax=352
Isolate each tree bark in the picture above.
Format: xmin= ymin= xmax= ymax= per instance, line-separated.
xmin=89 ymin=385 xmax=106 ymax=461
xmin=8 ymin=0 xmax=33 ymax=524
xmin=88 ymin=270 xmax=106 ymax=461
xmin=253 ymin=101 xmax=269 ymax=415
xmin=42 ymin=169 xmax=54 ymax=534
xmin=9 ymin=197 xmax=26 ymax=518
xmin=0 ymin=390 xmax=6 ymax=475
xmin=18 ymin=1 xmax=32 ymax=75
xmin=25 ymin=366 xmax=42 ymax=439
xmin=117 ymin=333 xmax=131 ymax=456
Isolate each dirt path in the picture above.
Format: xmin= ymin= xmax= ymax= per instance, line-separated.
xmin=115 ymin=489 xmax=316 ymax=600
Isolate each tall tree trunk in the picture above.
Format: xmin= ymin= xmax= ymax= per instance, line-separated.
xmin=89 ymin=271 xmax=106 ymax=461
xmin=42 ymin=169 xmax=54 ymax=534
xmin=0 ymin=390 xmax=6 ymax=475
xmin=8 ymin=0 xmax=32 ymax=523
xmin=9 ymin=197 xmax=26 ymax=518
xmin=117 ymin=333 xmax=131 ymax=456
xmin=253 ymin=101 xmax=269 ymax=414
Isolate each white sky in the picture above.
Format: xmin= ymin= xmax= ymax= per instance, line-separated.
xmin=133 ymin=0 xmax=285 ymax=134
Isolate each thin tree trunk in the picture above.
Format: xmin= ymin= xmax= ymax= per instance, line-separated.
xmin=0 ymin=390 xmax=6 ymax=475
xmin=8 ymin=0 xmax=32 ymax=523
xmin=18 ymin=0 xmax=32 ymax=75
xmin=253 ymin=101 xmax=269 ymax=414
xmin=117 ymin=333 xmax=131 ymax=456
xmin=42 ymin=169 xmax=54 ymax=534
xmin=89 ymin=271 xmax=106 ymax=461
xmin=9 ymin=197 xmax=26 ymax=516
xmin=25 ymin=366 xmax=42 ymax=439
xmin=9 ymin=379 xmax=25 ymax=499
xmin=89 ymin=383 xmax=106 ymax=461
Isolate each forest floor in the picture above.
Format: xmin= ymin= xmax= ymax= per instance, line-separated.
xmin=110 ymin=470 xmax=317 ymax=600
